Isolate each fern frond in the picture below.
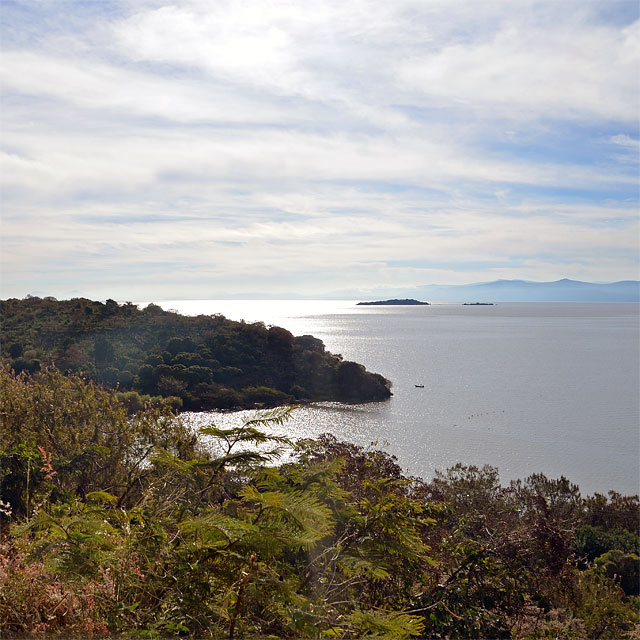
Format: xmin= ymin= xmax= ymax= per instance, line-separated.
xmin=337 ymin=553 xmax=391 ymax=581
xmin=214 ymin=450 xmax=273 ymax=468
xmin=242 ymin=405 xmax=298 ymax=428
xmin=345 ymin=609 xmax=425 ymax=639
xmin=149 ymin=449 xmax=199 ymax=474
xmin=179 ymin=511 xmax=259 ymax=548
xmin=200 ymin=424 xmax=292 ymax=447
xmin=240 ymin=485 xmax=335 ymax=544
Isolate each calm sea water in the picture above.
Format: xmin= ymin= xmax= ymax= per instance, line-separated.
xmin=152 ymin=300 xmax=639 ymax=496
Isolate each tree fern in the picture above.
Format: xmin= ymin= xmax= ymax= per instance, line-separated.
xmin=239 ymin=484 xmax=335 ymax=546
xmin=345 ymin=608 xmax=425 ymax=638
xmin=178 ymin=510 xmax=259 ymax=549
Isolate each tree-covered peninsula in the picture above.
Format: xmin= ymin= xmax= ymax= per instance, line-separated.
xmin=0 ymin=296 xmax=391 ymax=410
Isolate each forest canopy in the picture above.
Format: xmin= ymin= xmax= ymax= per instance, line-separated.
xmin=0 ymin=296 xmax=391 ymax=411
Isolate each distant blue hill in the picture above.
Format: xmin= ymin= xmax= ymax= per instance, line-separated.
xmin=410 ymin=279 xmax=640 ymax=302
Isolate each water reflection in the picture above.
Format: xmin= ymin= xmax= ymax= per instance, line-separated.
xmin=150 ymin=300 xmax=639 ymax=494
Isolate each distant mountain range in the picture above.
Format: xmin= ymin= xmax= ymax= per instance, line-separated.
xmin=357 ymin=279 xmax=640 ymax=303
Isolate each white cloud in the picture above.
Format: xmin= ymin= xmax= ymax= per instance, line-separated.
xmin=3 ymin=119 xmax=635 ymax=205
xmin=609 ymin=133 xmax=640 ymax=149
xmin=112 ymin=0 xmax=639 ymax=123
xmin=399 ymin=18 xmax=639 ymax=122
xmin=0 ymin=51 xmax=307 ymax=125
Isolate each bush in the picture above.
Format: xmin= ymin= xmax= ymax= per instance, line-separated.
xmin=573 ymin=525 xmax=640 ymax=565
xmin=1 ymin=364 xmax=638 ymax=639
xmin=591 ymin=550 xmax=640 ymax=596
xmin=242 ymin=385 xmax=290 ymax=405
xmin=289 ymin=384 xmax=308 ymax=399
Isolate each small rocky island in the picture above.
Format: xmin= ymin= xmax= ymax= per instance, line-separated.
xmin=463 ymin=302 xmax=494 ymax=306
xmin=357 ymin=299 xmax=429 ymax=306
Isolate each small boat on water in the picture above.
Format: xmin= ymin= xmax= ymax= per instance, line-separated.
xmin=415 ymin=384 xmax=424 ymax=388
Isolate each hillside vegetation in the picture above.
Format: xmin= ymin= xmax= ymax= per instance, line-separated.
xmin=0 ymin=296 xmax=391 ymax=410
xmin=0 ymin=367 xmax=638 ymax=638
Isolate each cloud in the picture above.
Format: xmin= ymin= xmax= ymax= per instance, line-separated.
xmin=0 ymin=51 xmax=304 ymax=126
xmin=113 ymin=0 xmax=639 ymax=123
xmin=610 ymin=134 xmax=640 ymax=148
xmin=399 ymin=17 xmax=639 ymax=122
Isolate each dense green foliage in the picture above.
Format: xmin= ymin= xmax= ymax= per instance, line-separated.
xmin=1 ymin=367 xmax=638 ymax=638
xmin=0 ymin=296 xmax=391 ymax=410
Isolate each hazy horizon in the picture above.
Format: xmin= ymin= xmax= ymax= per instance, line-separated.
xmin=14 ymin=277 xmax=639 ymax=304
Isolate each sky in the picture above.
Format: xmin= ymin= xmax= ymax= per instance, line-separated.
xmin=1 ymin=0 xmax=638 ymax=300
